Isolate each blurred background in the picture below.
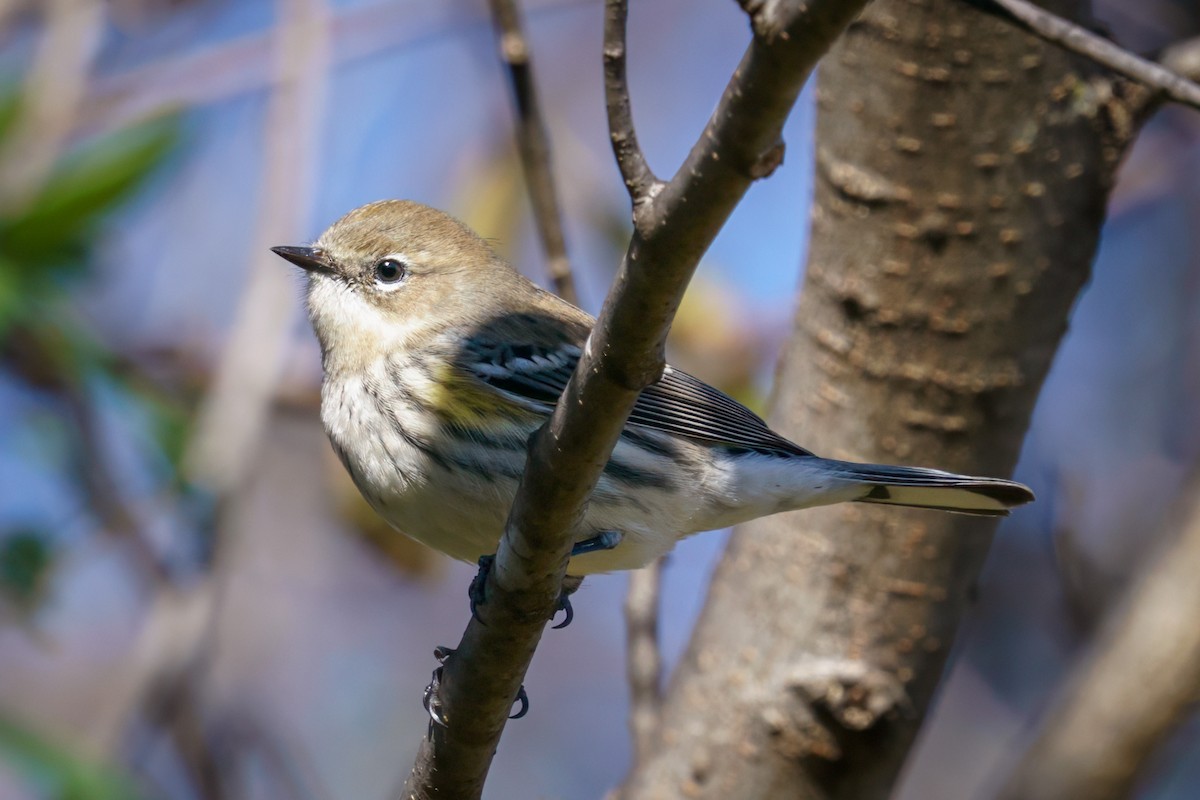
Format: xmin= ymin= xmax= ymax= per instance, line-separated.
xmin=0 ymin=0 xmax=1198 ymax=798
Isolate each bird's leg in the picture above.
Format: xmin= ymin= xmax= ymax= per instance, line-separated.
xmin=423 ymin=645 xmax=529 ymax=729
xmin=550 ymin=532 xmax=622 ymax=629
xmin=570 ymin=530 xmax=623 ymax=557
xmin=468 ymin=554 xmax=494 ymax=624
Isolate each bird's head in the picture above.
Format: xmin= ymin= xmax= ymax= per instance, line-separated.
xmin=273 ymin=200 xmax=522 ymax=370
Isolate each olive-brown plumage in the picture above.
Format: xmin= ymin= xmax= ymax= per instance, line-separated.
xmin=274 ymin=200 xmax=1034 ymax=575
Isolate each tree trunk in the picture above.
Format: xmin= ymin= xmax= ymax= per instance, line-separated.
xmin=622 ymin=1 xmax=1150 ymax=798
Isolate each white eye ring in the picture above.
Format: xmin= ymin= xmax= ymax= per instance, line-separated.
xmin=373 ymin=257 xmax=407 ymax=290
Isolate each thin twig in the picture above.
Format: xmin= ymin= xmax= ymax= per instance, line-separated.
xmin=624 ymin=559 xmax=664 ymax=765
xmin=602 ymin=0 xmax=657 ymax=205
xmin=487 ymin=0 xmax=579 ymax=305
xmin=402 ymin=1 xmax=868 ymax=797
xmin=967 ymin=0 xmax=1200 ymax=111
xmin=79 ymin=0 xmax=584 ymax=137
xmin=994 ymin=462 xmax=1200 ymax=800
xmin=60 ymin=387 xmax=173 ymax=589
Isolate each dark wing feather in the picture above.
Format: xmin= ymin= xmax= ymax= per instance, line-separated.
xmin=634 ymin=366 xmax=811 ymax=456
xmin=460 ymin=334 xmax=811 ymax=457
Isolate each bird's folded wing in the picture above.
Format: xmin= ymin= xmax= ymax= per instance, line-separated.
xmin=459 ymin=337 xmax=811 ymax=457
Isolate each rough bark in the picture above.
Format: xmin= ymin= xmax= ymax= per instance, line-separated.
xmin=621 ymin=1 xmax=1149 ymax=798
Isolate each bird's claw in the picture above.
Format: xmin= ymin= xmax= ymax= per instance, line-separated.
xmin=422 ymin=645 xmax=455 ymax=730
xmin=510 ymin=684 xmax=529 ymax=720
xmin=471 ymin=554 xmax=583 ymax=629
xmin=551 ymin=591 xmax=574 ymax=629
xmin=421 ymin=645 xmax=530 ymax=726
xmin=551 ymin=575 xmax=584 ymax=629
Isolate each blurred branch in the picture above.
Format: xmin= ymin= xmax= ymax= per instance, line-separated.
xmin=60 ymin=386 xmax=173 ymax=589
xmin=157 ymin=673 xmax=229 ymax=800
xmin=221 ymin=713 xmax=331 ymax=800
xmin=142 ymin=3 xmax=329 ymax=797
xmin=624 ymin=559 xmax=664 ymax=766
xmin=403 ymin=1 xmax=867 ymax=797
xmin=967 ymin=0 xmax=1200 ymax=111
xmin=122 ymin=584 xmax=224 ymax=798
xmin=79 ymin=0 xmax=583 ymax=136
xmin=602 ymin=0 xmax=657 ymax=205
xmin=995 ymin=463 xmax=1200 ymax=800
xmin=0 ymin=0 xmax=104 ymax=213
xmin=0 ymin=329 xmax=171 ymax=589
xmin=487 ymin=0 xmax=578 ymax=305
xmin=184 ymin=0 xmax=329 ymax=495
xmin=1162 ymin=36 xmax=1200 ymax=82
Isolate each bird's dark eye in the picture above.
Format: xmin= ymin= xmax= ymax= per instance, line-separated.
xmin=373 ymin=258 xmax=406 ymax=285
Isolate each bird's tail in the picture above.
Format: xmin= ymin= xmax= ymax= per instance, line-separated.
xmin=820 ymin=459 xmax=1034 ymax=517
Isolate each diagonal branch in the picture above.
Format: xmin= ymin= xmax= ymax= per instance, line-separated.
xmin=402 ymin=1 xmax=869 ymax=797
xmin=966 ymin=0 xmax=1200 ymax=111
xmin=993 ymin=461 xmax=1200 ymax=800
xmin=603 ymin=0 xmax=658 ymax=205
xmin=487 ymin=0 xmax=578 ymax=305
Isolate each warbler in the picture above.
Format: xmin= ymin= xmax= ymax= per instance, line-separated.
xmin=273 ymin=200 xmax=1034 ymax=579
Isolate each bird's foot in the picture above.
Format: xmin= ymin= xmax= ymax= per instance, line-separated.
xmin=422 ymin=645 xmax=530 ymax=730
xmin=471 ymin=533 xmax=617 ymax=629
xmin=423 ymin=645 xmax=454 ymax=730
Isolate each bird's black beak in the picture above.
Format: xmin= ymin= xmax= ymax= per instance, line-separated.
xmin=271 ymin=245 xmax=336 ymax=275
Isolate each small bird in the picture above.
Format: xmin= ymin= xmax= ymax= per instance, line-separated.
xmin=274 ymin=200 xmax=1033 ymax=583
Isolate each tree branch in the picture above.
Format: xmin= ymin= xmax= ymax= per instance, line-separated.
xmin=967 ymin=0 xmax=1200 ymax=111
xmin=624 ymin=559 xmax=664 ymax=766
xmin=602 ymin=0 xmax=657 ymax=205
xmin=402 ymin=1 xmax=868 ymax=797
xmin=994 ymin=462 xmax=1200 ymax=800
xmin=487 ymin=0 xmax=578 ymax=305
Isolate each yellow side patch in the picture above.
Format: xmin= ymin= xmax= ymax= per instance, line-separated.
xmin=429 ymin=364 xmax=540 ymax=428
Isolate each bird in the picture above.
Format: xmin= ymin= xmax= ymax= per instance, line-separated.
xmin=273 ymin=200 xmax=1034 ymax=587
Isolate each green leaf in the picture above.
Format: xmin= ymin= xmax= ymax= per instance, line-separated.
xmin=1 ymin=115 xmax=180 ymax=264
xmin=0 ymin=255 xmax=23 ymax=336
xmin=0 ymin=716 xmax=141 ymax=800
xmin=0 ymin=530 xmax=54 ymax=610
xmin=0 ymin=85 xmax=21 ymax=146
